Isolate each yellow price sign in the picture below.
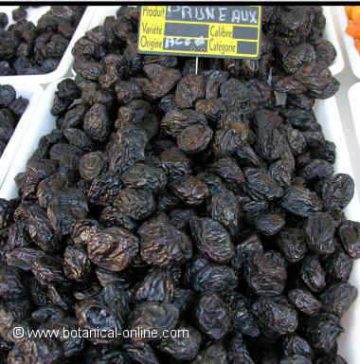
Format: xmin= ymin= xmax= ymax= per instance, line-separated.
xmin=138 ymin=6 xmax=262 ymax=59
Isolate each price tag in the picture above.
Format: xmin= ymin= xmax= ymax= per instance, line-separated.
xmin=138 ymin=6 xmax=262 ymax=59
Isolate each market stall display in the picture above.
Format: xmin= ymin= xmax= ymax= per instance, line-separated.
xmin=0 ymin=4 xmax=359 ymax=364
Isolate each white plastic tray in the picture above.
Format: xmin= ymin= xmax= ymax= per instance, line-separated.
xmin=0 ymin=81 xmax=43 ymax=189
xmin=348 ymin=82 xmax=360 ymax=146
xmin=324 ymin=6 xmax=345 ymax=76
xmin=338 ymin=6 xmax=360 ymax=79
xmin=0 ymin=6 xmax=95 ymax=85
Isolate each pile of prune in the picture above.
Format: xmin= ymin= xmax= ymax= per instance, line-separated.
xmin=0 ymin=6 xmax=85 ymax=75
xmin=0 ymin=6 xmax=358 ymax=364
xmin=0 ymin=84 xmax=28 ymax=156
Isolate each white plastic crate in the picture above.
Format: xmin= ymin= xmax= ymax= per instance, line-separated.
xmin=348 ymin=82 xmax=360 ymax=151
xmin=0 ymin=81 xmax=43 ymax=189
xmin=338 ymin=6 xmax=360 ymax=79
xmin=0 ymin=6 xmax=95 ymax=85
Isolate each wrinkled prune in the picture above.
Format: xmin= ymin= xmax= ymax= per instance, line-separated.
xmin=190 ymin=217 xmax=234 ymax=263
xmin=195 ymin=292 xmax=230 ymax=340
xmin=87 ymin=227 xmax=138 ymax=272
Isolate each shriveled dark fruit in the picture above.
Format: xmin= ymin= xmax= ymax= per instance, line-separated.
xmin=170 ymin=176 xmax=209 ymax=206
xmin=281 ymin=185 xmax=323 ymax=217
xmin=130 ymin=302 xmax=179 ymax=341
xmin=252 ymin=297 xmax=298 ymax=336
xmin=158 ymin=325 xmax=202 ymax=360
xmin=277 ymin=228 xmax=308 ymax=263
xmin=324 ymin=251 xmax=353 ymax=283
xmin=305 ymin=212 xmax=336 ymax=254
xmin=282 ymin=334 xmax=313 ymax=358
xmin=321 ymin=174 xmax=355 ymax=210
xmin=254 ymin=213 xmax=285 ymax=236
xmin=338 ymin=220 xmax=360 ymax=258
xmin=177 ymin=124 xmax=213 ymax=154
xmin=175 ymin=74 xmax=206 ymax=108
xmin=79 ymin=151 xmax=107 ymax=181
xmin=195 ymin=292 xmax=230 ymax=340
xmin=303 ymin=313 xmax=343 ymax=353
xmin=190 ymin=217 xmax=234 ymax=263
xmin=139 ymin=216 xmax=193 ymax=267
xmin=320 ymin=283 xmax=358 ymax=317
xmin=245 ymin=251 xmax=287 ymax=296
xmin=301 ymin=255 xmax=326 ymax=292
xmin=288 ymin=288 xmax=322 ymax=315
xmin=244 ymin=168 xmax=284 ymax=201
xmin=188 ymin=258 xmax=238 ymax=293
xmin=87 ymin=227 xmax=139 ymax=272
xmin=134 ymin=268 xmax=175 ymax=303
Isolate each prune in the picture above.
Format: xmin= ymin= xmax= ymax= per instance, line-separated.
xmin=87 ymin=227 xmax=139 ymax=272
xmin=124 ymin=343 xmax=159 ymax=364
xmin=281 ymin=185 xmax=323 ymax=217
xmin=305 ymin=212 xmax=336 ymax=254
xmin=277 ymin=228 xmax=307 ymax=263
xmin=188 ymin=258 xmax=238 ymax=293
xmin=139 ymin=216 xmax=192 ymax=267
xmin=338 ymin=220 xmax=360 ymax=258
xmin=207 ymin=186 xmax=240 ymax=236
xmin=195 ymin=292 xmax=230 ymax=340
xmin=190 ymin=217 xmax=234 ymax=263
xmin=288 ymin=288 xmax=322 ymax=315
xmin=324 ymin=251 xmax=353 ymax=282
xmin=79 ymin=151 xmax=106 ymax=181
xmin=282 ymin=334 xmax=313 ymax=358
xmin=175 ymin=74 xmax=206 ymax=108
xmin=47 ymin=188 xmax=88 ymax=235
xmin=321 ymin=174 xmax=355 ymax=210
xmin=83 ymin=103 xmax=111 ymax=142
xmin=177 ymin=124 xmax=213 ymax=154
xmin=320 ymin=282 xmax=358 ymax=317
xmin=130 ymin=302 xmax=179 ymax=340
xmin=121 ymin=163 xmax=167 ymax=192
xmin=301 ymin=256 xmax=326 ymax=292
xmin=233 ymin=294 xmax=260 ymax=337
xmin=170 ymin=176 xmax=209 ymax=206
xmin=304 ymin=313 xmax=343 ymax=353
xmin=245 ymin=251 xmax=287 ymax=296
xmin=254 ymin=213 xmax=285 ymax=236
xmin=158 ymin=325 xmax=202 ymax=360
xmin=31 ymin=255 xmax=67 ymax=286
xmin=245 ymin=168 xmax=284 ymax=201
xmin=252 ymin=297 xmax=298 ymax=336
xmin=63 ymin=244 xmax=91 ymax=281
xmin=75 ymin=296 xmax=123 ymax=345
xmin=140 ymin=64 xmax=181 ymax=99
